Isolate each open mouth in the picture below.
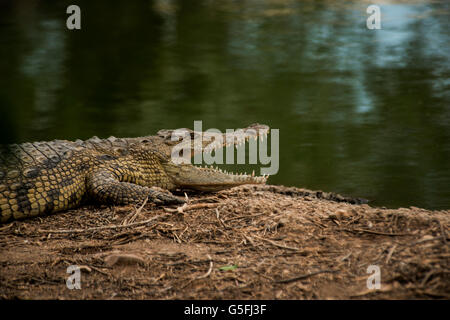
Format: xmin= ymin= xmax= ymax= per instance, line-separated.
xmin=189 ymin=124 xmax=270 ymax=185
xmin=164 ymin=123 xmax=270 ymax=190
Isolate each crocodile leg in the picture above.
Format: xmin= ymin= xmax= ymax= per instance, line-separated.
xmin=86 ymin=169 xmax=185 ymax=206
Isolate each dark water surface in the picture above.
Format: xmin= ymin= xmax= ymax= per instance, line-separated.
xmin=0 ymin=0 xmax=449 ymax=209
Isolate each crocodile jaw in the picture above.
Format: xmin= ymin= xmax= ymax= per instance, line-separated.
xmin=163 ymin=163 xmax=268 ymax=191
xmin=161 ymin=123 xmax=270 ymax=191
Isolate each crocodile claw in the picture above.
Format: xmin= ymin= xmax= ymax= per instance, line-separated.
xmin=148 ymin=187 xmax=186 ymax=205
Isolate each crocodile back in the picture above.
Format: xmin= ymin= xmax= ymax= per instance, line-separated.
xmin=0 ymin=136 xmax=142 ymax=222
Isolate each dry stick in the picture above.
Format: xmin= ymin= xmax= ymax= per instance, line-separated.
xmin=195 ymin=254 xmax=213 ymax=280
xmin=409 ymin=235 xmax=446 ymax=246
xmin=215 ymin=208 xmax=228 ymax=229
xmin=189 ymin=197 xmax=220 ymax=204
xmin=413 ymin=287 xmax=450 ymax=299
xmin=385 ymin=244 xmax=398 ymax=264
xmin=38 ymin=213 xmax=171 ymax=234
xmin=89 ymin=265 xmax=110 ymax=276
xmin=224 ymin=213 xmax=265 ymax=223
xmin=243 ymin=234 xmax=257 ymax=247
xmin=123 ymin=197 xmax=149 ymax=225
xmin=275 ymin=270 xmax=337 ymax=284
xmin=251 ymin=234 xmax=300 ymax=251
xmin=341 ymin=227 xmax=411 ymax=236
xmin=163 ymin=203 xmax=218 ymax=213
xmin=172 ymin=231 xmax=182 ymax=243
xmin=420 ymin=270 xmax=438 ymax=287
xmin=180 ymin=254 xmax=214 ymax=289
xmin=254 ymin=270 xmax=275 ymax=282
xmin=0 ymin=223 xmax=14 ymax=232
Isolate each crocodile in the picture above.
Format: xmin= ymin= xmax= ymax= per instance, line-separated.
xmin=0 ymin=124 xmax=269 ymax=223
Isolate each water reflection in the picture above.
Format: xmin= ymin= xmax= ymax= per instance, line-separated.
xmin=0 ymin=0 xmax=448 ymax=209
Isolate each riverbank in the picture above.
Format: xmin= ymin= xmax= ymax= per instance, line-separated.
xmin=0 ymin=185 xmax=448 ymax=299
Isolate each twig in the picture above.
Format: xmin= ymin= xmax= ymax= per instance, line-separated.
xmin=89 ymin=265 xmax=110 ymax=276
xmin=122 ymin=197 xmax=148 ymax=225
xmin=414 ymin=289 xmax=450 ymax=299
xmin=420 ymin=270 xmax=436 ymax=287
xmin=252 ymin=235 xmax=299 ymax=251
xmin=181 ymin=254 xmax=214 ymax=289
xmin=189 ymin=197 xmax=220 ymax=204
xmin=254 ymin=270 xmax=274 ymax=282
xmin=187 ymin=203 xmax=218 ymax=211
xmin=38 ymin=213 xmax=170 ymax=234
xmin=341 ymin=228 xmax=411 ymax=236
xmin=243 ymin=234 xmax=257 ymax=247
xmin=194 ymin=254 xmax=213 ymax=280
xmin=385 ymin=244 xmax=397 ymax=264
xmin=409 ymin=236 xmax=447 ymax=246
xmin=224 ymin=213 xmax=265 ymax=222
xmin=275 ymin=269 xmax=337 ymax=284
xmin=163 ymin=203 xmax=217 ymax=213
xmin=177 ymin=203 xmax=188 ymax=214
xmin=420 ymin=270 xmax=450 ymax=287
xmin=339 ymin=252 xmax=352 ymax=262
xmin=216 ymin=208 xmax=228 ymax=229
xmin=0 ymin=223 xmax=14 ymax=232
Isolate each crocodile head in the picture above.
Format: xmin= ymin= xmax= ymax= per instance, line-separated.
xmin=154 ymin=123 xmax=270 ymax=191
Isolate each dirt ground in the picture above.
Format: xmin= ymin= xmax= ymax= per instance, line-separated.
xmin=0 ymin=184 xmax=448 ymax=300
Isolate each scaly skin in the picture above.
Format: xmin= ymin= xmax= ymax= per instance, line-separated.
xmin=0 ymin=124 xmax=269 ymax=222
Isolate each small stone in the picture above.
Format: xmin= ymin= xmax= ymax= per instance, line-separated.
xmin=331 ymin=209 xmax=352 ymax=220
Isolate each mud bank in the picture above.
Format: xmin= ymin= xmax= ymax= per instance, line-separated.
xmin=0 ymin=185 xmax=448 ymax=299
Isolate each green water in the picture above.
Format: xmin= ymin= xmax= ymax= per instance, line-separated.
xmin=0 ymin=0 xmax=449 ymax=209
